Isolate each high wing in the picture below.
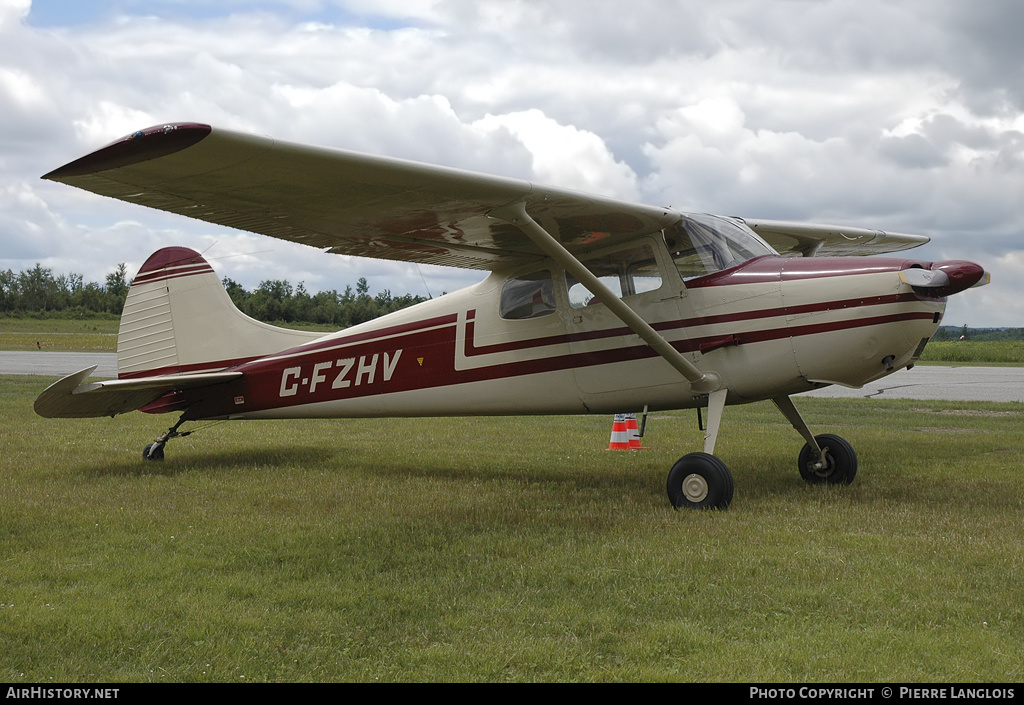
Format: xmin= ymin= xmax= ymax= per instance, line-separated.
xmin=741 ymin=218 xmax=929 ymax=257
xmin=43 ymin=123 xmax=679 ymax=271
xmin=43 ymin=123 xmax=928 ymax=270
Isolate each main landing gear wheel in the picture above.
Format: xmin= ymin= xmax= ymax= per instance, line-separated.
xmin=798 ymin=433 xmax=857 ymax=485
xmin=667 ymin=452 xmax=734 ymax=510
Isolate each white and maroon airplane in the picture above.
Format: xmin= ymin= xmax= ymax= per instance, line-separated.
xmin=34 ymin=123 xmax=989 ymax=509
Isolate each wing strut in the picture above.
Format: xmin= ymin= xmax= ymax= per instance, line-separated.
xmin=491 ymin=201 xmax=721 ymax=394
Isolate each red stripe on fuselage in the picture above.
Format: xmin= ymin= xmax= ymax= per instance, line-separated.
xmin=683 ymin=255 xmax=932 ymax=288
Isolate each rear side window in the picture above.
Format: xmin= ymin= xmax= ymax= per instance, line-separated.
xmin=500 ymin=271 xmax=557 ymax=320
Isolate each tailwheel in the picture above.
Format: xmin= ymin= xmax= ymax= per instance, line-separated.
xmin=798 ymin=433 xmax=857 ymax=485
xmin=667 ymin=452 xmax=734 ymax=510
xmin=142 ymin=415 xmax=192 ymax=462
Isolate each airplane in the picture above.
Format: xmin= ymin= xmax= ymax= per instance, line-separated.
xmin=34 ymin=122 xmax=990 ymax=510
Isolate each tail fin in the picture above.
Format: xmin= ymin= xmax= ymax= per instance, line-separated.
xmin=117 ymin=247 xmax=323 ymax=378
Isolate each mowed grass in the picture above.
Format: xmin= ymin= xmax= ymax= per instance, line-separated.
xmin=0 ymin=317 xmax=118 ymax=352
xmin=2 ymin=376 xmax=1022 ymax=682
xmin=920 ymin=340 xmax=1024 ymax=365
xmin=0 ymin=317 xmax=335 ymax=353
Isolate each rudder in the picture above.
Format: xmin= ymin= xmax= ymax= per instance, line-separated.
xmin=117 ymin=247 xmax=322 ymax=378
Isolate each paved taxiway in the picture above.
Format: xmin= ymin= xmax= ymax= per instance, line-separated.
xmin=3 ymin=351 xmax=1023 ymax=403
xmin=800 ymin=364 xmax=1024 ymax=403
xmin=2 ymin=351 xmax=119 ymax=379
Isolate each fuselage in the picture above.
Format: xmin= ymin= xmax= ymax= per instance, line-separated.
xmin=178 ymin=235 xmax=972 ymax=422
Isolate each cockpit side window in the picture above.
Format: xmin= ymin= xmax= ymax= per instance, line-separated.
xmin=566 ymin=244 xmax=663 ymax=309
xmin=500 ymin=270 xmax=557 ymax=320
xmin=666 ymin=214 xmax=775 ymax=281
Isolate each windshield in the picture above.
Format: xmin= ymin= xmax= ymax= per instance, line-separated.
xmin=665 ymin=213 xmax=776 ymax=280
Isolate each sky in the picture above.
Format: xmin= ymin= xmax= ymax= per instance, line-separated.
xmin=2 ymin=0 xmax=1022 ymax=327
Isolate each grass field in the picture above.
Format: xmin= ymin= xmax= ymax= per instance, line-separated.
xmin=920 ymin=340 xmax=1024 ymax=365
xmin=0 ymin=317 xmax=119 ymax=352
xmin=2 ymin=374 xmax=1022 ymax=682
xmin=0 ymin=317 xmax=336 ymax=353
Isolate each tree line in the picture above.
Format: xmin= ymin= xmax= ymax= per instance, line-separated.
xmin=0 ymin=263 xmax=428 ymax=326
xmin=221 ymin=276 xmax=428 ymax=327
xmin=0 ymin=263 xmax=130 ymax=316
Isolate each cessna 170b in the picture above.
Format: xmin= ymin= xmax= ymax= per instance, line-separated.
xmin=34 ymin=123 xmax=989 ymax=510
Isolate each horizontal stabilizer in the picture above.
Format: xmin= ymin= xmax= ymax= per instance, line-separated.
xmin=34 ymin=366 xmax=242 ymax=419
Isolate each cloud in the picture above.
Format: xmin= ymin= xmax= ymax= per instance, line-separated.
xmin=473 ymin=109 xmax=641 ymax=200
xmin=1 ymin=0 xmax=1020 ymax=326
xmin=0 ymin=0 xmax=30 ymax=30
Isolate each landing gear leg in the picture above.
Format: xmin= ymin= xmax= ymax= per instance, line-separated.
xmin=668 ymin=389 xmax=734 ymax=510
xmin=701 ymin=388 xmax=728 ymax=455
xmin=142 ymin=415 xmax=191 ymax=461
xmin=773 ymin=395 xmax=857 ymax=485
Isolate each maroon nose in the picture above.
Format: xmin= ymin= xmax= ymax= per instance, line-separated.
xmin=929 ymin=261 xmax=988 ymax=296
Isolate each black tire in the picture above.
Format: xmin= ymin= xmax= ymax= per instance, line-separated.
xmin=667 ymin=452 xmax=734 ymax=510
xmin=798 ymin=434 xmax=857 ymax=485
xmin=143 ymin=443 xmax=165 ymax=461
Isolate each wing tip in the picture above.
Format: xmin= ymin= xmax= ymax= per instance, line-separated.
xmin=42 ymin=122 xmax=213 ymax=181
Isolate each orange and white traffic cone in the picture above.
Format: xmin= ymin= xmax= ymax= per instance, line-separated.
xmin=624 ymin=413 xmax=647 ymax=449
xmin=607 ymin=414 xmax=631 ymax=450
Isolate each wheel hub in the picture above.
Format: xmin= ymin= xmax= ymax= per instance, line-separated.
xmin=681 ymin=473 xmax=709 ymax=503
xmin=807 ymin=447 xmax=834 ymax=477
